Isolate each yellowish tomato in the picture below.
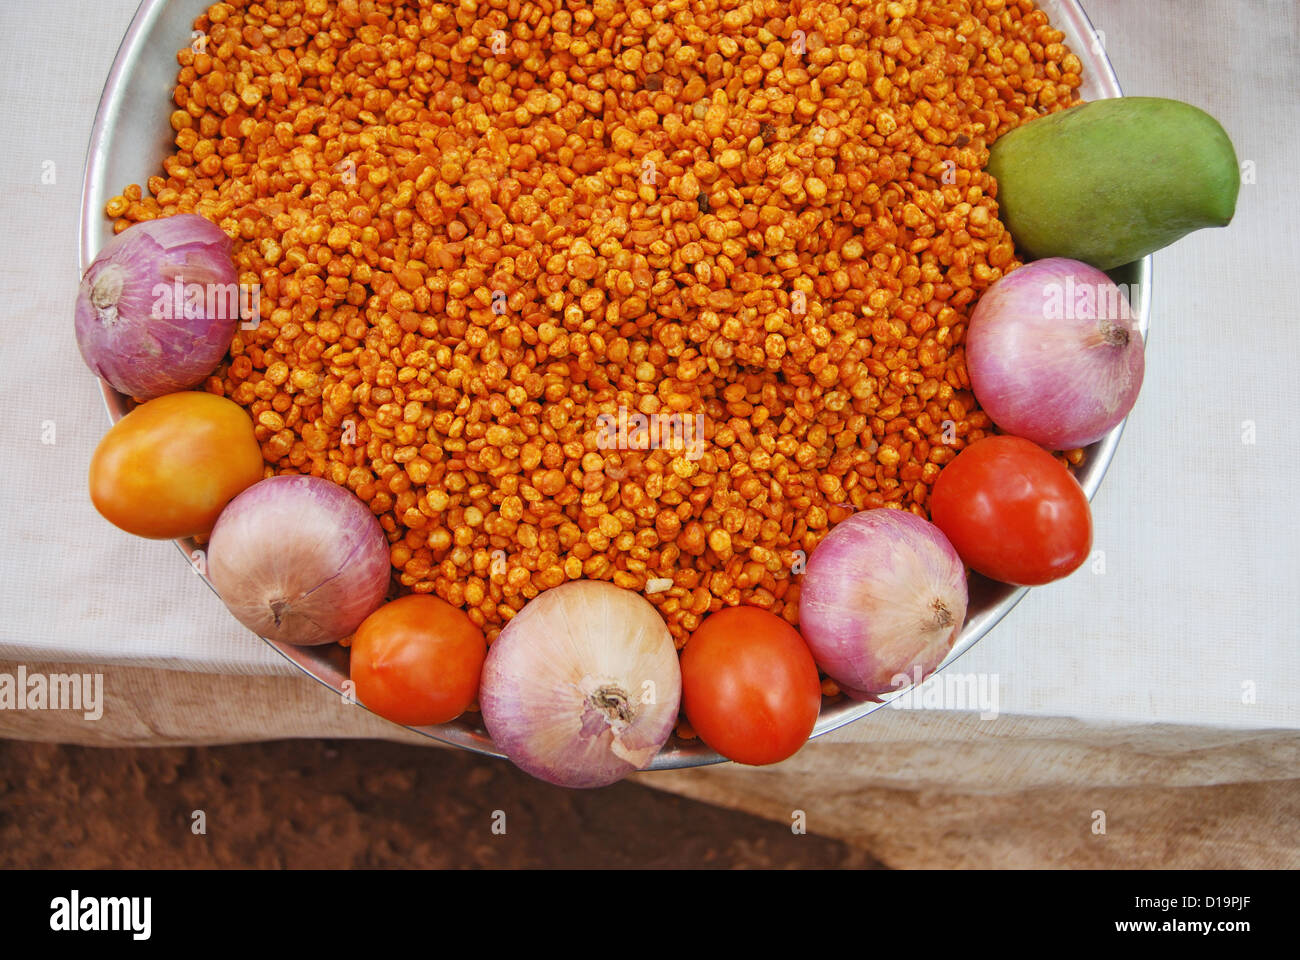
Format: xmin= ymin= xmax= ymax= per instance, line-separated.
xmin=89 ymin=391 xmax=264 ymax=540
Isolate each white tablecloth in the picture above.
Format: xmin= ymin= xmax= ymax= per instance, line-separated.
xmin=1 ymin=0 xmax=1296 ymax=736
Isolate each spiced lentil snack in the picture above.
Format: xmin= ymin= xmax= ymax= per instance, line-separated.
xmin=110 ymin=0 xmax=1083 ymax=649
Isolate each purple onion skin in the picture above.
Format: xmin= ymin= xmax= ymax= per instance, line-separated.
xmin=798 ymin=510 xmax=968 ymax=699
xmin=208 ymin=475 xmax=391 ymax=646
xmin=967 ymin=257 xmax=1145 ymax=450
xmin=76 ymin=214 xmax=240 ymax=401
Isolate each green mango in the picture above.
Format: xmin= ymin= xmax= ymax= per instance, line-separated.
xmin=986 ymin=97 xmax=1239 ymax=270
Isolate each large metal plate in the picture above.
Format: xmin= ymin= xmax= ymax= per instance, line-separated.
xmin=80 ymin=0 xmax=1151 ymax=769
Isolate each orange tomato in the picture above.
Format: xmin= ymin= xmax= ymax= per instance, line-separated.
xmin=681 ymin=606 xmax=822 ymax=766
xmin=88 ymin=391 xmax=264 ymax=540
xmin=349 ymin=595 xmax=487 ymax=727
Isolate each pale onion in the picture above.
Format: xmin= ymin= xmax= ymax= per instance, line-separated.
xmin=76 ymin=214 xmax=241 ymax=400
xmin=479 ymin=581 xmax=682 ymax=788
xmin=967 ymin=257 xmax=1145 ymax=450
xmin=207 ymin=476 xmax=390 ymax=646
xmin=798 ymin=509 xmax=968 ymax=699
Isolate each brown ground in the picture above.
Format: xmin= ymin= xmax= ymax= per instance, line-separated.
xmin=0 ymin=739 xmax=882 ymax=868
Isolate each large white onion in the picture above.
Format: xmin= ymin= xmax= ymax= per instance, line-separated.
xmin=208 ymin=475 xmax=391 ymax=646
xmin=479 ymin=581 xmax=682 ymax=788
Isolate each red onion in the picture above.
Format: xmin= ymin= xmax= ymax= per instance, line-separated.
xmin=479 ymin=581 xmax=682 ymax=788
xmin=798 ymin=509 xmax=968 ymax=699
xmin=967 ymin=257 xmax=1145 ymax=450
xmin=208 ymin=476 xmax=390 ymax=646
xmin=76 ymin=214 xmax=243 ymax=400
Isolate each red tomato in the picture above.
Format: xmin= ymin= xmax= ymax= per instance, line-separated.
xmin=349 ymin=595 xmax=486 ymax=727
xmin=680 ymin=606 xmax=822 ymax=766
xmin=929 ymin=434 xmax=1092 ymax=586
